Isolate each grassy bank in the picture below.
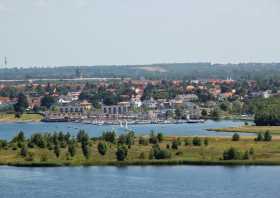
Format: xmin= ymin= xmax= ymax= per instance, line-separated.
xmin=2 ymin=136 xmax=280 ymax=166
xmin=0 ymin=113 xmax=43 ymax=122
xmin=207 ymin=126 xmax=280 ymax=135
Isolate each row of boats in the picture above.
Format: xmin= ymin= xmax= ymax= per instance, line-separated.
xmin=79 ymin=119 xmax=205 ymax=126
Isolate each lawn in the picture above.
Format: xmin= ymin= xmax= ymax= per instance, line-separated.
xmin=0 ymin=113 xmax=43 ymax=122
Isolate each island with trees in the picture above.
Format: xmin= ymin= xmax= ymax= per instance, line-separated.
xmin=0 ymin=130 xmax=279 ymax=166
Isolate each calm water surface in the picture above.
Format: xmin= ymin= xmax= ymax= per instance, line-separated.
xmin=0 ymin=120 xmax=250 ymax=140
xmin=0 ymin=165 xmax=278 ymax=198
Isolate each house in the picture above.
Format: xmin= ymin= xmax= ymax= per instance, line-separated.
xmin=142 ymin=98 xmax=158 ymax=109
xmin=176 ymin=94 xmax=199 ymax=102
xmin=184 ymin=102 xmax=201 ymax=119
xmin=102 ymin=102 xmax=130 ymax=115
xmin=58 ymin=100 xmax=92 ymax=114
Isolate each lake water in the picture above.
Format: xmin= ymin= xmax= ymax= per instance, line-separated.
xmin=0 ymin=165 xmax=278 ymax=198
xmin=0 ymin=120 xmax=250 ymax=140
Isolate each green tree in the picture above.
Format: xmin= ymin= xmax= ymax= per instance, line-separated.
xmin=171 ymin=140 xmax=179 ymax=150
xmin=81 ymin=142 xmax=90 ymax=159
xmin=255 ymin=133 xmax=264 ymax=141
xmin=232 ymin=133 xmax=240 ymax=141
xmin=98 ymin=142 xmax=108 ymax=155
xmin=157 ymin=133 xmax=164 ymax=142
xmin=264 ymin=131 xmax=272 ymax=141
xmin=102 ymin=131 xmax=116 ymax=144
xmin=14 ymin=93 xmax=29 ymax=115
xmin=54 ymin=144 xmax=60 ymax=158
xmin=68 ymin=141 xmax=76 ymax=157
xmin=116 ymin=145 xmax=128 ymax=161
xmin=41 ymin=95 xmax=56 ymax=109
xmin=20 ymin=146 xmax=28 ymax=157
xmin=192 ymin=137 xmax=202 ymax=146
xmin=223 ymin=147 xmax=241 ymax=160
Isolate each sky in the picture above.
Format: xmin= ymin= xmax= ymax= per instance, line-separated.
xmin=0 ymin=0 xmax=280 ymax=67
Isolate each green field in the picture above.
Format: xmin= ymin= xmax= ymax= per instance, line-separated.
xmin=2 ymin=135 xmax=280 ymax=166
xmin=0 ymin=113 xmax=43 ymax=122
xmin=207 ymin=126 xmax=280 ymax=135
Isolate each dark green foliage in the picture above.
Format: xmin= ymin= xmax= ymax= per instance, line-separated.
xmin=255 ymin=131 xmax=272 ymax=142
xmin=12 ymin=131 xmax=25 ymax=143
xmin=20 ymin=146 xmax=28 ymax=157
xmin=77 ymin=130 xmax=89 ymax=144
xmin=171 ymin=140 xmax=179 ymax=150
xmin=68 ymin=140 xmax=76 ymax=157
xmin=0 ymin=140 xmax=8 ymax=149
xmin=151 ymin=145 xmax=171 ymax=160
xmin=204 ymin=138 xmax=209 ymax=146
xmin=184 ymin=138 xmax=190 ymax=146
xmin=254 ymin=97 xmax=280 ymax=126
xmin=102 ymin=131 xmax=116 ymax=144
xmin=157 ymin=133 xmax=164 ymax=142
xmin=223 ymin=147 xmax=242 ymax=160
xmin=255 ymin=133 xmax=264 ymax=141
xmin=210 ymin=108 xmax=221 ymax=119
xmin=192 ymin=137 xmax=202 ymax=146
xmin=98 ymin=142 xmax=107 ymax=155
xmin=243 ymin=151 xmax=250 ymax=160
xmin=201 ymin=109 xmax=208 ymax=117
xmin=232 ymin=133 xmax=240 ymax=141
xmin=116 ymin=145 xmax=128 ymax=161
xmin=117 ymin=131 xmax=135 ymax=146
xmin=14 ymin=93 xmax=29 ymax=114
xmin=81 ymin=142 xmax=90 ymax=159
xmin=149 ymin=131 xmax=158 ymax=144
xmin=264 ymin=131 xmax=272 ymax=141
xmin=41 ymin=95 xmax=56 ymax=109
xmin=54 ymin=144 xmax=60 ymax=158
xmin=30 ymin=133 xmax=46 ymax=148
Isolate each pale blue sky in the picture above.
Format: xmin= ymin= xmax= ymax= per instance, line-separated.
xmin=0 ymin=0 xmax=280 ymax=67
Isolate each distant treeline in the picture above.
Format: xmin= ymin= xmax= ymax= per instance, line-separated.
xmin=254 ymin=97 xmax=280 ymax=126
xmin=1 ymin=63 xmax=280 ymax=80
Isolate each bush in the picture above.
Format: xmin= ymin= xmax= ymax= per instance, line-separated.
xmin=154 ymin=149 xmax=171 ymax=159
xmin=116 ymin=145 xmax=128 ymax=161
xmin=184 ymin=138 xmax=190 ymax=146
xmin=192 ymin=137 xmax=202 ymax=146
xmin=157 ymin=133 xmax=164 ymax=142
xmin=98 ymin=142 xmax=108 ymax=155
xmin=81 ymin=142 xmax=90 ymax=159
xmin=232 ymin=133 xmax=240 ymax=141
xmin=20 ymin=146 xmax=28 ymax=157
xmin=171 ymin=140 xmax=179 ymax=150
xmin=68 ymin=142 xmax=76 ymax=157
xmin=54 ymin=144 xmax=60 ymax=158
xmin=255 ymin=133 xmax=264 ymax=141
xmin=223 ymin=147 xmax=242 ymax=160
xmin=204 ymin=138 xmax=209 ymax=146
xmin=264 ymin=131 xmax=272 ymax=141
xmin=118 ymin=131 xmax=135 ymax=145
xmin=102 ymin=131 xmax=116 ymax=144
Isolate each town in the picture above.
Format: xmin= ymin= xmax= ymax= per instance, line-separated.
xmin=0 ymin=73 xmax=275 ymax=125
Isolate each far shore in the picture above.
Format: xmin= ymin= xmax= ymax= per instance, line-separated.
xmin=207 ymin=125 xmax=280 ymax=135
